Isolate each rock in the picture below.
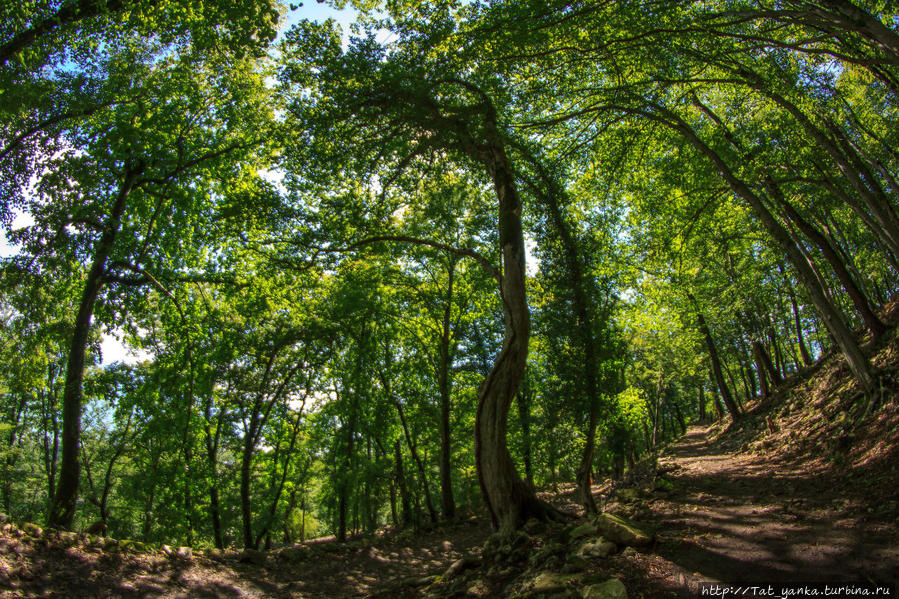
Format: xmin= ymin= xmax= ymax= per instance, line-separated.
xmin=575 ymin=538 xmax=617 ymax=559
xmin=615 ymin=488 xmax=641 ymax=503
xmin=593 ymin=513 xmax=652 ymax=547
xmin=562 ymin=555 xmax=588 ymax=573
xmin=160 ymin=544 xmax=173 ymax=556
xmin=22 ymin=523 xmax=42 ymax=538
xmin=523 ymin=518 xmax=545 ymax=535
xmin=0 ymin=513 xmax=8 ymax=523
xmin=529 ymin=541 xmax=565 ymax=567
xmin=467 ymin=579 xmax=490 ymax=597
xmin=176 ymin=546 xmax=193 ymax=559
xmin=620 ymin=547 xmax=638 ymax=557
xmin=582 ymin=578 xmax=627 ymax=599
xmin=568 ymin=522 xmax=599 ymax=540
xmin=401 ymin=575 xmax=435 ymax=587
xmin=528 ymin=571 xmax=576 ymax=593
xmin=103 ymin=538 xmax=118 ymax=551
xmin=445 ymin=556 xmax=480 ymax=579
xmin=59 ymin=531 xmax=78 ymax=546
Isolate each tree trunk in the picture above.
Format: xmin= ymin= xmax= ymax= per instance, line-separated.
xmin=691 ymin=297 xmax=741 ymax=419
xmin=652 ymin=105 xmax=876 ymax=393
xmin=783 ymin=268 xmax=813 ymax=366
xmin=474 ymin=131 xmax=549 ymax=534
xmin=698 ymin=384 xmax=706 ymax=423
xmin=768 ymin=179 xmax=887 ymax=341
xmin=394 ymin=441 xmax=412 ymax=528
xmin=438 ymin=258 xmax=456 ymax=520
xmin=523 ymin=150 xmax=602 ymax=515
xmin=515 ymin=379 xmax=534 ymax=487
xmin=752 ymin=342 xmax=771 ymax=400
xmin=48 ymin=166 xmax=140 ymax=529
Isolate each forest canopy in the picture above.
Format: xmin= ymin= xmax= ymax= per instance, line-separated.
xmin=1 ymin=0 xmax=897 ymax=548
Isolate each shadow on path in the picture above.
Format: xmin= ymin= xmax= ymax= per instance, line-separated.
xmin=616 ymin=425 xmax=899 ymax=597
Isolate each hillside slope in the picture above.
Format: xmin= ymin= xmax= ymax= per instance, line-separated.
xmin=2 ymin=314 xmax=897 ymax=598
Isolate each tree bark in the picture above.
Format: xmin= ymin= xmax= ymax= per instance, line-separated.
xmin=646 ymin=104 xmax=876 ymax=393
xmin=474 ymin=129 xmax=549 ymax=534
xmin=768 ymin=178 xmax=887 ymax=341
xmin=690 ymin=295 xmax=741 ymax=419
xmin=781 ymin=265 xmax=813 ymax=366
xmin=437 ymin=257 xmax=456 ymax=520
xmin=48 ymin=166 xmax=141 ymax=529
xmin=515 ymin=377 xmax=534 ymax=487
xmin=521 ymin=155 xmax=603 ymax=514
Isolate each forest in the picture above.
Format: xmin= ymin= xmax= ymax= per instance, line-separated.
xmin=1 ymin=1 xmax=898 ymax=597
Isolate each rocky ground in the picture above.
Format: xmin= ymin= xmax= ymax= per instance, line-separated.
xmin=3 ymin=318 xmax=898 ymax=598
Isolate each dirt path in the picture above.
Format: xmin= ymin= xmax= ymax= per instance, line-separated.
xmin=622 ymin=425 xmax=899 ymax=596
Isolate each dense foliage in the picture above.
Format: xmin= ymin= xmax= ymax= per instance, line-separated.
xmin=1 ymin=0 xmax=896 ymax=545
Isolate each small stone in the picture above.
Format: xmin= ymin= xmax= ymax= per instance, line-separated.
xmin=176 ymin=546 xmax=193 ymax=559
xmin=523 ymin=518 xmax=545 ymax=535
xmin=160 ymin=544 xmax=173 ymax=556
xmin=466 ymin=579 xmax=490 ymax=597
xmin=568 ymin=522 xmax=599 ymax=540
xmin=582 ymin=577 xmax=627 ymax=599
xmin=529 ymin=571 xmax=575 ymax=593
xmin=593 ymin=513 xmax=652 ymax=547
xmin=22 ymin=523 xmax=42 ymax=538
xmin=575 ymin=538 xmax=617 ymax=559
xmin=620 ymin=547 xmax=638 ymax=557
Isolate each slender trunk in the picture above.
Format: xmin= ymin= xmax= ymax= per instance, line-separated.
xmin=438 ymin=258 xmax=456 ymax=520
xmin=783 ymin=267 xmax=813 ymax=366
xmin=769 ymin=179 xmax=887 ymax=340
xmin=691 ymin=297 xmax=741 ymax=418
xmin=240 ymin=434 xmax=255 ymax=548
xmin=753 ymin=342 xmax=771 ymax=400
xmin=738 ymin=364 xmax=753 ymax=405
xmin=3 ymin=394 xmax=27 ymax=514
xmin=698 ymin=384 xmax=706 ymax=423
xmin=523 ymin=151 xmax=602 ymax=514
xmin=48 ymin=166 xmax=140 ymax=529
xmin=337 ymin=405 xmax=355 ymax=542
xmin=255 ymin=411 xmax=304 ymax=548
xmin=394 ymin=441 xmax=412 ymax=528
xmin=757 ymin=339 xmax=781 ymax=387
xmin=204 ymin=402 xmax=225 ymax=549
xmin=651 ymin=105 xmax=875 ymax=393
xmin=708 ymin=368 xmax=725 ymax=419
xmin=515 ymin=380 xmax=534 ymax=487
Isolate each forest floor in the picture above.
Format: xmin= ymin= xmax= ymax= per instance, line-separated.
xmin=3 ymin=321 xmax=898 ymax=598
